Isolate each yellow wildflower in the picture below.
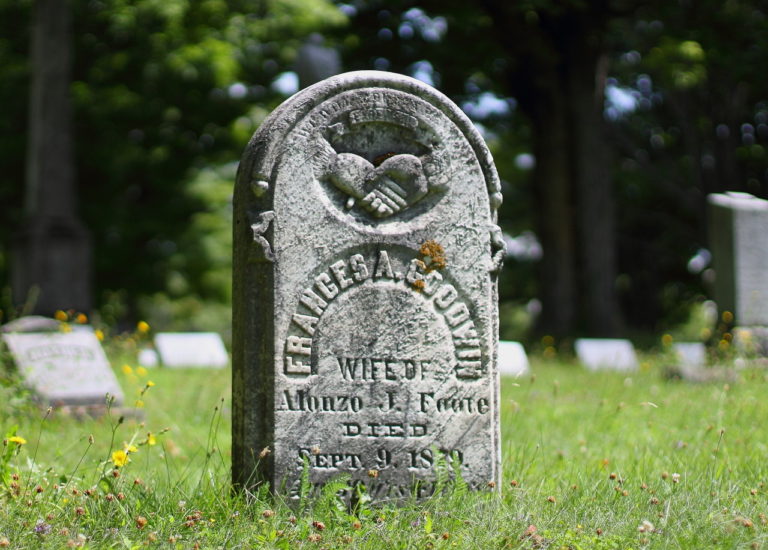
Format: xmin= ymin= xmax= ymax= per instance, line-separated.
xmin=137 ymin=321 xmax=150 ymax=334
xmin=7 ymin=436 xmax=27 ymax=445
xmin=136 ymin=366 xmax=148 ymax=377
xmin=75 ymin=313 xmax=88 ymax=324
xmin=54 ymin=310 xmax=68 ymax=322
xmin=146 ymin=380 xmax=155 ymax=387
xmin=134 ymin=400 xmax=145 ymax=408
xmin=124 ymin=444 xmax=139 ymax=454
xmin=95 ymin=329 xmax=104 ymax=341
xmin=147 ymin=433 xmax=157 ymax=446
xmin=122 ymin=365 xmax=133 ymax=375
xmin=111 ymin=450 xmax=130 ymax=467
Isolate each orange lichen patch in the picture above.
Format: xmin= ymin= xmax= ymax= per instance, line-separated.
xmin=411 ymin=279 xmax=425 ymax=291
xmin=372 ymin=152 xmax=397 ymax=166
xmin=419 ymin=239 xmax=446 ymax=271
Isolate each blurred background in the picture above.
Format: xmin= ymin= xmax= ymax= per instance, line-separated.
xmin=1 ymin=0 xmax=766 ymax=347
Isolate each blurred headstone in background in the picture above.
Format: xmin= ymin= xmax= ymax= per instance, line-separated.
xmin=137 ymin=348 xmax=159 ymax=368
xmin=498 ymin=341 xmax=530 ymax=376
xmin=294 ymin=33 xmax=341 ymax=89
xmin=154 ymin=332 xmax=229 ymax=368
xmin=2 ymin=322 xmax=123 ymax=407
xmin=673 ymin=342 xmax=706 ymax=368
xmin=575 ymin=338 xmax=639 ymax=372
xmin=708 ymin=192 xmax=768 ymax=355
xmin=12 ymin=0 xmax=92 ymax=315
xmin=1 ymin=315 xmax=59 ymax=334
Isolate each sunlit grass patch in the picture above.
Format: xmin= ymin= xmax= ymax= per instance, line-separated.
xmin=0 ymin=354 xmax=766 ymax=547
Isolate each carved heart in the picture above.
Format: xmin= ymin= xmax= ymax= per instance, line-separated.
xmin=328 ymin=153 xmax=428 ymax=218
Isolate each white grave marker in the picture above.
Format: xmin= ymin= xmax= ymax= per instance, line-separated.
xmin=498 ymin=341 xmax=530 ymax=376
xmin=2 ymin=331 xmax=123 ymax=406
xmin=575 ymin=338 xmax=639 ymax=372
xmin=154 ymin=332 xmax=228 ymax=368
xmin=673 ymin=342 xmax=706 ymax=368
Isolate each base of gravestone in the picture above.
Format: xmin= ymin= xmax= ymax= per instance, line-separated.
xmin=662 ymin=364 xmax=737 ymax=383
xmin=11 ymin=215 xmax=92 ymax=315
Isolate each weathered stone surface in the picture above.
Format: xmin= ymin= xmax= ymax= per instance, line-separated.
xmin=575 ymin=338 xmax=638 ymax=372
xmin=708 ymin=192 xmax=768 ymax=327
xmin=154 ymin=332 xmax=229 ymax=368
xmin=233 ymin=71 xmax=504 ymax=499
xmin=2 ymin=330 xmax=123 ymax=406
xmin=498 ymin=341 xmax=530 ymax=376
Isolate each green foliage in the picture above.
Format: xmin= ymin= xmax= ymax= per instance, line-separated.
xmin=0 ymin=0 xmax=346 ymax=327
xmin=337 ymin=1 xmax=768 ymax=336
xmin=3 ymin=0 xmax=768 ymax=334
xmin=136 ymin=163 xmax=234 ymax=336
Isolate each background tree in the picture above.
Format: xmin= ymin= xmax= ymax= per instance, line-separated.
xmin=12 ymin=0 xmax=91 ymax=316
xmin=335 ymin=0 xmax=768 ymax=339
xmin=336 ymin=0 xmax=626 ymax=337
xmin=1 ymin=0 xmax=767 ymax=338
xmin=0 ymin=0 xmax=344 ymax=327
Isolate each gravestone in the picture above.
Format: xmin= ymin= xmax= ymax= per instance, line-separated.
xmin=154 ymin=332 xmax=229 ymax=368
xmin=1 ymin=315 xmax=60 ymax=333
xmin=137 ymin=348 xmax=159 ymax=368
xmin=673 ymin=342 xmax=706 ymax=368
xmin=708 ymin=192 xmax=768 ymax=355
xmin=2 ymin=328 xmax=123 ymax=406
xmin=575 ymin=338 xmax=639 ymax=372
xmin=498 ymin=341 xmax=530 ymax=376
xmin=233 ymin=71 xmax=505 ymax=499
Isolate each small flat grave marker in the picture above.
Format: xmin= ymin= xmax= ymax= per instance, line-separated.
xmin=137 ymin=348 xmax=159 ymax=368
xmin=154 ymin=332 xmax=229 ymax=368
xmin=1 ymin=315 xmax=60 ymax=333
xmin=575 ymin=338 xmax=639 ymax=372
xmin=2 ymin=329 xmax=123 ymax=406
xmin=673 ymin=342 xmax=706 ymax=368
xmin=498 ymin=341 xmax=530 ymax=376
xmin=232 ymin=71 xmax=505 ymax=499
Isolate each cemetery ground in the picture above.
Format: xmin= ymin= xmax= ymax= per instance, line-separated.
xmin=1 ymin=349 xmax=767 ymax=549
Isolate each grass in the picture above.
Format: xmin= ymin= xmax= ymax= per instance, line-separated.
xmin=0 ymin=352 xmax=767 ymax=549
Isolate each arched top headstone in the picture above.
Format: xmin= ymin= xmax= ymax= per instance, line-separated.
xmin=237 ymin=71 xmax=502 ymax=229
xmin=233 ymin=71 xmax=504 ymax=499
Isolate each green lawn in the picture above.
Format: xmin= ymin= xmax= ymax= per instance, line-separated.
xmin=1 ymin=356 xmax=766 ymax=548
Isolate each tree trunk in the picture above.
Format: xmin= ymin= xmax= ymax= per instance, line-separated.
xmin=12 ymin=0 xmax=92 ymax=315
xmin=529 ymin=88 xmax=577 ymax=337
xmin=569 ymin=47 xmax=622 ymax=336
xmin=496 ymin=6 xmax=622 ymax=337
